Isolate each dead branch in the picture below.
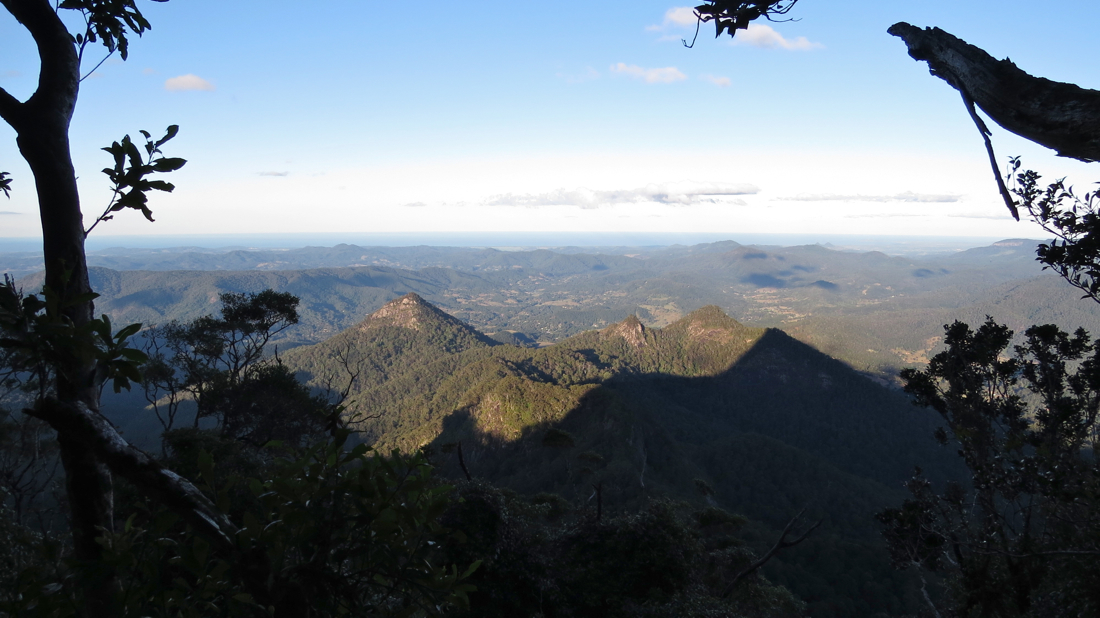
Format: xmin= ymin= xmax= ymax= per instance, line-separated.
xmin=889 ymin=23 xmax=1100 ymax=163
xmin=721 ymin=508 xmax=822 ymax=598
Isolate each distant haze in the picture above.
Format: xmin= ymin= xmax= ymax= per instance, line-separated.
xmin=0 ymin=233 xmax=1021 ymax=258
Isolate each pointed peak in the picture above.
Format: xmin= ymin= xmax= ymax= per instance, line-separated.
xmin=363 ymin=292 xmax=443 ymax=330
xmin=601 ymin=314 xmax=647 ymax=348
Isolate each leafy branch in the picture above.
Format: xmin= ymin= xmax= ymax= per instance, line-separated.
xmin=60 ymin=0 xmax=164 ymax=61
xmin=0 ymin=276 xmax=147 ymax=397
xmin=85 ymin=125 xmax=186 ymax=237
xmin=693 ymin=1 xmax=801 ymax=39
xmin=1007 ymin=157 xmax=1100 ymax=303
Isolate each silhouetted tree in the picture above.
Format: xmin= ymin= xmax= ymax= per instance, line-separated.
xmin=0 ymin=2 xmax=200 ymax=614
xmin=878 ymin=320 xmax=1100 ymax=616
xmin=143 ymin=291 xmax=306 ymax=437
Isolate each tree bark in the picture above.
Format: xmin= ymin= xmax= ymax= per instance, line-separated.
xmin=888 ymin=22 xmax=1100 ymax=163
xmin=1 ymin=2 xmax=111 ymax=614
xmin=28 ymin=398 xmax=240 ymax=552
xmin=0 ymin=3 xmax=288 ymax=614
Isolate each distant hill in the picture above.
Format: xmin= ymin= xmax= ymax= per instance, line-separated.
xmin=283 ymin=296 xmax=963 ymax=616
xmin=11 ymin=238 xmax=1094 ymax=379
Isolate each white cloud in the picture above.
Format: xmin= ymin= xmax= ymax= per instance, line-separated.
xmin=485 ymin=181 xmax=759 ymax=209
xmin=732 ymin=24 xmax=823 ymax=51
xmin=781 ymin=191 xmax=961 ymax=203
xmin=646 ymin=6 xmax=698 ymax=31
xmin=142 ymin=68 xmax=157 ymax=75
xmin=701 ymin=74 xmax=731 ymax=87
xmin=0 ymin=211 xmax=21 ymax=215
xmin=610 ymin=63 xmax=686 ymax=84
xmin=164 ymin=74 xmax=215 ymax=92
xmin=258 ymin=171 xmax=289 ymax=177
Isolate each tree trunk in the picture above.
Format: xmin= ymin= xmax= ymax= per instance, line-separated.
xmin=1 ymin=2 xmax=115 ymax=614
xmin=18 ymin=68 xmax=119 ymax=618
xmin=2 ymin=2 xmax=276 ymax=613
xmin=889 ymin=22 xmax=1100 ymax=163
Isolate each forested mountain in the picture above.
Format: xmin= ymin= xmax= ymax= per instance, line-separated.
xmin=282 ymin=294 xmax=963 ymax=616
xmin=9 ymin=238 xmax=1093 ymax=383
xmin=6 ymin=237 xmax=1078 ymax=614
xmin=10 ymin=240 xmax=1085 ymax=614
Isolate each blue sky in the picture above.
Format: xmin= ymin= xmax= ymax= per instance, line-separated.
xmin=2 ymin=0 xmax=1099 ymax=241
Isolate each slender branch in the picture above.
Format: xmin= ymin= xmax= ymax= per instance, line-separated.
xmin=84 ymin=184 xmax=123 ymax=237
xmin=960 ymin=90 xmax=1019 ymax=220
xmin=682 ymin=14 xmax=701 ymax=49
xmin=80 ymin=50 xmax=115 ymax=83
xmin=721 ymin=508 xmax=822 ymax=598
xmin=456 ymin=441 xmax=472 ymax=481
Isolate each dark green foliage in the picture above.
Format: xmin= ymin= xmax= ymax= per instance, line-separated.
xmin=542 ymin=427 xmax=576 ymax=448
xmin=0 ymin=276 xmax=148 ymax=397
xmin=201 ymin=362 xmax=328 ymax=447
xmin=86 ymin=126 xmax=185 ymax=236
xmin=285 ymin=298 xmax=957 ymax=616
xmin=1009 ymin=157 xmax=1100 ymax=304
xmin=441 ymin=481 xmax=802 ymax=618
xmin=59 ymin=0 xmax=161 ymax=61
xmin=880 ymin=318 xmax=1100 ymax=616
xmin=0 ymin=431 xmax=478 ymax=617
xmin=142 ymin=290 xmax=303 ymax=435
xmin=0 ymin=406 xmax=59 ymax=526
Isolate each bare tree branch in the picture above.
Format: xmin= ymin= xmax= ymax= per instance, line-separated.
xmin=0 ymin=85 xmax=21 ymax=125
xmin=27 ymin=397 xmax=239 ymax=552
xmin=959 ymin=90 xmax=1019 ymax=220
xmin=889 ymin=22 xmax=1100 ymax=163
xmin=456 ymin=441 xmax=472 ymax=481
xmin=721 ymin=508 xmax=821 ymax=598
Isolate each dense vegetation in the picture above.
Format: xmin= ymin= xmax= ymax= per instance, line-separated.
xmin=4 ymin=0 xmax=1099 ymax=613
xmin=278 ymin=293 xmax=963 ymax=615
xmin=7 ymin=237 xmax=1100 ymax=615
xmin=2 ymin=288 xmax=834 ymax=617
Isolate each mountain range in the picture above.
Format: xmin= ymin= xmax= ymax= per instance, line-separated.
xmin=280 ymin=293 xmax=962 ymax=616
xmin=10 ymin=238 xmax=1097 ymax=383
xmin=7 ymin=237 xmax=1095 ymax=615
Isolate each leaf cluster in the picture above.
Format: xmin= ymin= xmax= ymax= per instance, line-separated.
xmin=881 ymin=318 xmax=1100 ymax=616
xmin=692 ymin=1 xmax=801 ymax=39
xmin=0 ymin=276 xmax=146 ymax=397
xmin=87 ymin=125 xmax=185 ymax=235
xmin=439 ymin=482 xmax=803 ymax=618
xmin=1008 ymin=157 xmax=1100 ymax=304
xmin=60 ymin=0 xmax=167 ymax=61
